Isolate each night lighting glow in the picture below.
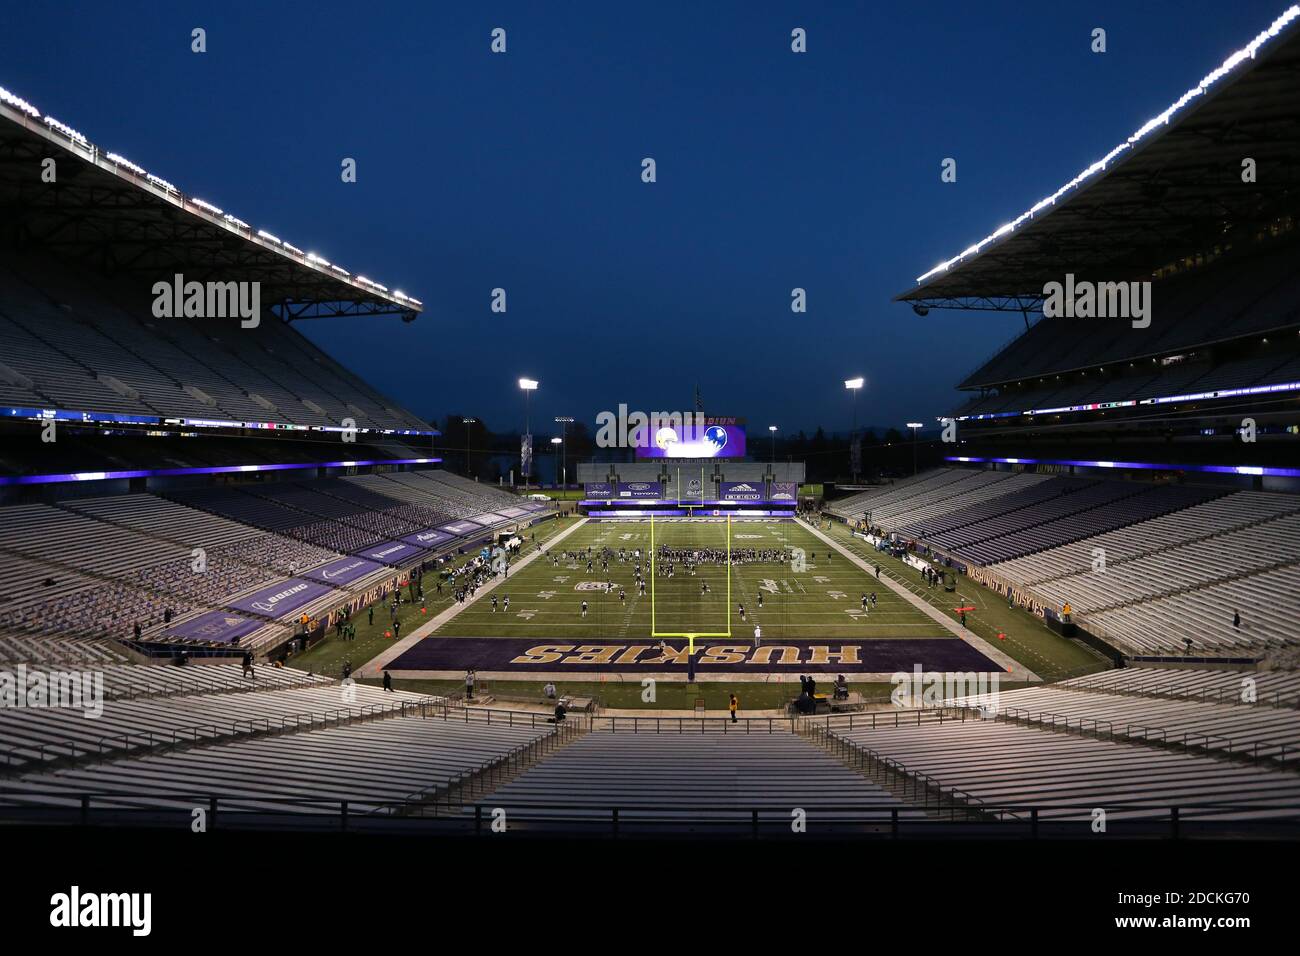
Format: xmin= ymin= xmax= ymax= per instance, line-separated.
xmin=916 ymin=5 xmax=1300 ymax=284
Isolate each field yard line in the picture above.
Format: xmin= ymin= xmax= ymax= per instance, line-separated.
xmin=802 ymin=520 xmax=1038 ymax=681
xmin=358 ymin=517 xmax=591 ymax=678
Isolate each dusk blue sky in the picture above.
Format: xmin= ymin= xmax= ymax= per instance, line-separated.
xmin=2 ymin=1 xmax=1286 ymax=438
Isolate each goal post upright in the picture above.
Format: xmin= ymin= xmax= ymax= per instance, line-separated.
xmin=649 ymin=508 xmax=732 ymax=651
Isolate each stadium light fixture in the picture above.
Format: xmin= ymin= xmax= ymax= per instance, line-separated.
xmin=0 ymin=85 xmax=40 ymax=118
xmin=105 ymin=152 xmax=147 ymax=176
xmin=518 ymin=379 xmax=539 ymax=488
xmin=0 ymin=80 xmax=425 ymax=314
xmin=553 ymin=416 xmax=573 ymax=488
xmin=146 ymin=173 xmax=177 ymax=194
xmin=768 ymin=425 xmax=778 ymax=463
xmin=42 ymin=115 xmax=88 ymax=147
xmin=915 ymin=4 xmax=1300 ymax=285
xmin=906 ymin=422 xmax=923 ymax=475
xmin=845 ymin=378 xmax=864 ymax=482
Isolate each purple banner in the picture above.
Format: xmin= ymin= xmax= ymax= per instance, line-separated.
xmin=617 ymin=481 xmax=661 ymax=499
xmin=357 ymin=540 xmax=425 ymax=565
xmin=720 ymin=481 xmax=763 ymax=501
xmin=228 ymin=578 xmax=336 ymax=619
xmin=162 ymin=610 xmax=261 ymax=644
xmin=769 ymin=481 xmax=799 ymax=502
xmin=401 ymin=529 xmax=455 ymax=549
xmin=497 ymin=507 xmax=529 ymax=518
xmin=439 ymin=519 xmax=484 ymax=536
xmin=519 ymin=501 xmax=548 ymax=512
xmin=473 ymin=512 xmax=510 ymax=526
xmin=302 ymin=556 xmax=385 ymax=586
xmin=585 ymin=482 xmax=614 ymax=499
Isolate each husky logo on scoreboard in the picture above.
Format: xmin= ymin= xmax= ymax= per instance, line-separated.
xmin=770 ymin=481 xmax=798 ymax=502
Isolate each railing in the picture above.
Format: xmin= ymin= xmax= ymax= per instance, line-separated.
xmin=2 ymin=791 xmax=1294 ymax=839
xmin=595 ymin=715 xmax=795 ymax=734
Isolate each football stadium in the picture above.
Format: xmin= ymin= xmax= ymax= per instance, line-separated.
xmin=2 ymin=1 xmax=1298 ymax=936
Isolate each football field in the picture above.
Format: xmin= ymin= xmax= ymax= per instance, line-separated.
xmin=382 ymin=517 xmax=1012 ymax=680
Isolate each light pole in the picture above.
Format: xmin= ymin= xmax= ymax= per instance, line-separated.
xmin=518 ymin=378 xmax=538 ymax=489
xmin=768 ymin=424 xmax=777 ymax=463
xmin=845 ymin=377 xmax=864 ymax=482
xmin=550 ymin=436 xmax=562 ymax=488
xmin=906 ymin=422 xmax=923 ymax=476
xmin=554 ymin=416 xmax=573 ymax=489
xmin=463 ymin=417 xmax=478 ymax=477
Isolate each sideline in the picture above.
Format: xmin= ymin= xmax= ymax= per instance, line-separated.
xmin=803 ymin=519 xmax=1039 ymax=681
xmin=358 ymin=517 xmax=591 ymax=677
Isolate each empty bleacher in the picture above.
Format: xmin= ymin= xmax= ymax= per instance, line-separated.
xmin=951 ymin=684 xmax=1300 ymax=765
xmin=821 ymin=715 xmax=1300 ymax=822
xmin=478 ymin=727 xmax=913 ymax=829
xmin=0 ymin=709 xmax=560 ymax=818
xmin=1059 ymin=666 xmax=1300 ymax=708
xmin=0 ymin=255 xmax=429 ymax=431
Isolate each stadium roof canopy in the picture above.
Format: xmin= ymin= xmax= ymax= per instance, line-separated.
xmin=896 ymin=6 xmax=1300 ymax=313
xmin=0 ymin=87 xmax=422 ymax=322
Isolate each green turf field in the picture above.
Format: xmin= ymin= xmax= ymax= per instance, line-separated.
xmin=290 ymin=512 xmax=1110 ymax=708
xmin=440 ymin=517 xmax=949 ymax=641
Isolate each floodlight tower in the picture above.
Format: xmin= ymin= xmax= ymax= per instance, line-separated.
xmin=519 ymin=378 xmax=538 ymax=489
xmin=845 ymin=377 xmax=864 ymax=482
xmin=554 ymin=416 xmax=574 ymax=488
xmin=906 ymin=422 xmax=924 ymax=476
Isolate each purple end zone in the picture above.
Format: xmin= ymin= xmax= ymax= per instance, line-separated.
xmin=386 ymin=637 xmax=1003 ymax=673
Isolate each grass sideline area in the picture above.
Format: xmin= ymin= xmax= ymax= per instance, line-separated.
xmin=290 ymin=510 xmax=1107 ymax=709
xmin=286 ymin=514 xmax=578 ymax=679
